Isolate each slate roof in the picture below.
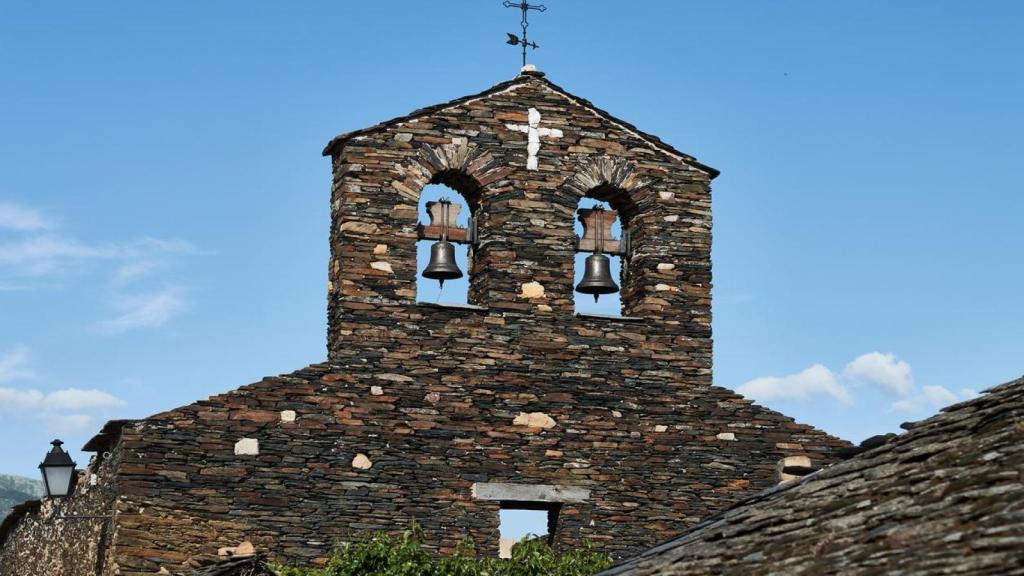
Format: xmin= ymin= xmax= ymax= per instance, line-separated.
xmin=176 ymin=554 xmax=278 ymax=576
xmin=321 ymin=70 xmax=720 ymax=178
xmin=598 ymin=376 xmax=1024 ymax=575
xmin=82 ymin=418 xmax=138 ymax=452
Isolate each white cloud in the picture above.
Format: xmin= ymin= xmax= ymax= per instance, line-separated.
xmin=111 ymin=259 xmax=163 ymax=287
xmin=97 ymin=287 xmax=187 ymax=334
xmin=738 ymin=352 xmax=980 ymax=416
xmin=43 ymin=388 xmax=126 ymax=411
xmin=0 ymin=235 xmax=195 ymax=280
xmin=893 ymin=385 xmax=973 ymax=413
xmin=0 ymin=202 xmax=53 ymax=231
xmin=844 ymin=352 xmax=915 ymax=397
xmin=921 ymin=385 xmax=959 ymax=406
xmin=0 ymin=381 xmax=122 ymax=436
xmin=737 ymin=364 xmax=853 ymax=405
xmin=841 ymin=352 xmax=976 ymax=413
xmin=0 ymin=346 xmax=36 ymax=382
xmin=0 ymin=347 xmax=126 ymax=437
xmin=0 ymin=235 xmax=107 ymax=264
xmin=0 ymin=386 xmax=126 ymax=412
xmin=0 ymin=201 xmax=198 ymax=331
xmin=0 ymin=387 xmax=45 ymax=407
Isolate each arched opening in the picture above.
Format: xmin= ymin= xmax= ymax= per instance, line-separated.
xmin=574 ymin=197 xmax=624 ymax=316
xmin=416 ymin=182 xmax=473 ymax=306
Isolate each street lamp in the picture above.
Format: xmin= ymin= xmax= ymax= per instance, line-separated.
xmin=38 ymin=439 xmax=77 ymax=498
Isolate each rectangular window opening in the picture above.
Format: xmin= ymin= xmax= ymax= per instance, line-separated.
xmin=498 ymin=502 xmax=560 ymax=559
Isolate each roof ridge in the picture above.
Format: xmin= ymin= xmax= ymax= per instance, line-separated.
xmin=321 ymin=74 xmax=532 ymax=156
xmin=321 ymin=73 xmax=719 ymax=178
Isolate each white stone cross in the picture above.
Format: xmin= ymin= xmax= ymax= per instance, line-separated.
xmin=506 ymin=107 xmax=563 ymax=171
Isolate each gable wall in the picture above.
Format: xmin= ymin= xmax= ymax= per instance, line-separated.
xmin=107 ymin=360 xmax=845 ymax=574
xmin=92 ymin=75 xmax=847 ymax=574
xmin=1 ymin=75 xmax=850 ymax=575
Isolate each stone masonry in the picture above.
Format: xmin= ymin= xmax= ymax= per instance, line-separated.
xmin=0 ymin=70 xmax=849 ymax=575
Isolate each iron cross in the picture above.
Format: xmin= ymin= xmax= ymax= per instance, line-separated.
xmin=504 ymin=1 xmax=546 ymax=68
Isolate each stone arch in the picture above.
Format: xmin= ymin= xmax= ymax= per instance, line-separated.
xmin=390 ymin=142 xmax=513 ymax=307
xmin=561 ymin=156 xmax=654 ymax=221
xmin=562 ymin=156 xmax=657 ymax=316
xmin=391 ymin=141 xmax=511 ymax=210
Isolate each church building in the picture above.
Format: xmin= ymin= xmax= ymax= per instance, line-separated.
xmin=0 ymin=68 xmax=847 ymax=576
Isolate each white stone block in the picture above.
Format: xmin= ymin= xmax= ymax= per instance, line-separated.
xmin=513 ymin=412 xmax=556 ymax=429
xmin=779 ymin=455 xmax=813 ymax=483
xmin=471 ymin=482 xmax=590 ymax=503
xmin=280 ymin=410 xmax=296 ymax=423
xmin=520 ymin=281 xmax=545 ymax=299
xmin=783 ymin=455 xmax=811 ymax=467
xmin=234 ymin=438 xmax=259 ymax=456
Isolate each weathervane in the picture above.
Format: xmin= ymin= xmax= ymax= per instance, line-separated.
xmin=504 ymin=1 xmax=546 ymax=68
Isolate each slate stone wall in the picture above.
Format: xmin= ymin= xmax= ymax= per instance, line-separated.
xmin=110 ymin=357 xmax=845 ymax=575
xmin=0 ymin=73 xmax=849 ymax=575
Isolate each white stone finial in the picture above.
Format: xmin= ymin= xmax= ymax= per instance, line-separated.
xmin=521 ymin=64 xmax=537 ymax=73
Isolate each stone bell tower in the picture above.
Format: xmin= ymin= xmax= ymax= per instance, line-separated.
xmin=324 ymin=69 xmax=717 ymax=353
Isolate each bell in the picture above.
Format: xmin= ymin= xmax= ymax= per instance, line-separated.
xmin=422 ymin=240 xmax=463 ymax=286
xmin=575 ymin=253 xmax=619 ymax=302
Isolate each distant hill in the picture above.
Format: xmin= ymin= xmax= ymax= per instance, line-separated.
xmin=0 ymin=474 xmax=44 ymax=518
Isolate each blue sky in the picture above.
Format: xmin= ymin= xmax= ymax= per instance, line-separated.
xmin=1 ymin=0 xmax=1022 ymax=502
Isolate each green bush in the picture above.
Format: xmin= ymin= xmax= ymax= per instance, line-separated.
xmin=277 ymin=525 xmax=613 ymax=576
